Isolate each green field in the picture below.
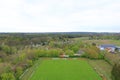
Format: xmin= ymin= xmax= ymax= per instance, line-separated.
xmin=88 ymin=59 xmax=112 ymax=80
xmin=29 ymin=59 xmax=102 ymax=80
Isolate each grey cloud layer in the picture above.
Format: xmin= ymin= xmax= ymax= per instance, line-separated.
xmin=0 ymin=0 xmax=120 ymax=32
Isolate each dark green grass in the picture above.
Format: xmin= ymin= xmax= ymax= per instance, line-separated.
xmin=30 ymin=59 xmax=102 ymax=80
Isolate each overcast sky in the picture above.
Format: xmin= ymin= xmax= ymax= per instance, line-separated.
xmin=0 ymin=0 xmax=120 ymax=32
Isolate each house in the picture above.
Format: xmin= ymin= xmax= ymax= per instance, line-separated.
xmin=99 ymin=44 xmax=116 ymax=52
xmin=115 ymin=46 xmax=120 ymax=52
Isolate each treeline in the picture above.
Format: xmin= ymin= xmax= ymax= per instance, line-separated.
xmin=0 ymin=32 xmax=120 ymax=47
xmin=89 ymin=33 xmax=120 ymax=40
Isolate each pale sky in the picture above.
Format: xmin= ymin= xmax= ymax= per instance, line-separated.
xmin=0 ymin=0 xmax=120 ymax=32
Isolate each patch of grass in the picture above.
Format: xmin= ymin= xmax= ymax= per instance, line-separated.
xmin=83 ymin=40 xmax=120 ymax=46
xmin=88 ymin=59 xmax=112 ymax=80
xmin=29 ymin=59 xmax=102 ymax=80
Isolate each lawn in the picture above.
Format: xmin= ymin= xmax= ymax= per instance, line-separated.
xmin=29 ymin=59 xmax=102 ymax=80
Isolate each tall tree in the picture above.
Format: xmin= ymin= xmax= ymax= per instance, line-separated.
xmin=111 ymin=62 xmax=120 ymax=80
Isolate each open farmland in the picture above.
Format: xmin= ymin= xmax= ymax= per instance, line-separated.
xmin=28 ymin=59 xmax=102 ymax=80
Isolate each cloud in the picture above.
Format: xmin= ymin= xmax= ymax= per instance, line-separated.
xmin=0 ymin=0 xmax=120 ymax=32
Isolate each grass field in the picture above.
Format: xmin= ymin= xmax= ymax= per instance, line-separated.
xmin=88 ymin=59 xmax=112 ymax=80
xmin=83 ymin=40 xmax=120 ymax=46
xmin=29 ymin=59 xmax=102 ymax=80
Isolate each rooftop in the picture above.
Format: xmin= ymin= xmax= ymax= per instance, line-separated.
xmin=100 ymin=44 xmax=116 ymax=48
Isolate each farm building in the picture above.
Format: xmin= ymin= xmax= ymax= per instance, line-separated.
xmin=115 ymin=46 xmax=120 ymax=52
xmin=99 ymin=44 xmax=116 ymax=52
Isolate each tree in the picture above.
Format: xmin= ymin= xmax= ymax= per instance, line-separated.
xmin=1 ymin=72 xmax=15 ymax=80
xmin=65 ymin=50 xmax=74 ymax=57
xmin=27 ymin=59 xmax=33 ymax=67
xmin=83 ymin=46 xmax=100 ymax=59
xmin=111 ymin=62 xmax=120 ymax=80
xmin=0 ymin=51 xmax=7 ymax=61
xmin=18 ymin=53 xmax=26 ymax=62
xmin=15 ymin=67 xmax=23 ymax=79
xmin=70 ymin=45 xmax=79 ymax=53
xmin=1 ymin=45 xmax=11 ymax=54
xmin=48 ymin=49 xmax=63 ymax=57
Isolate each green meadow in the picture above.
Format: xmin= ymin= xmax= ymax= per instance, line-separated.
xmin=29 ymin=59 xmax=102 ymax=80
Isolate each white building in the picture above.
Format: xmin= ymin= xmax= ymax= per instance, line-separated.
xmin=99 ymin=44 xmax=116 ymax=52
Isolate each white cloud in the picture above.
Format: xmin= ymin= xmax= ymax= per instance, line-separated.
xmin=0 ymin=0 xmax=120 ymax=32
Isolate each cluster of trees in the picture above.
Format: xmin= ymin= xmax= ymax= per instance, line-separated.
xmin=0 ymin=48 xmax=35 ymax=80
xmin=83 ymin=46 xmax=102 ymax=59
xmin=102 ymin=51 xmax=120 ymax=80
xmin=111 ymin=62 xmax=120 ymax=80
xmin=105 ymin=53 xmax=120 ymax=80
